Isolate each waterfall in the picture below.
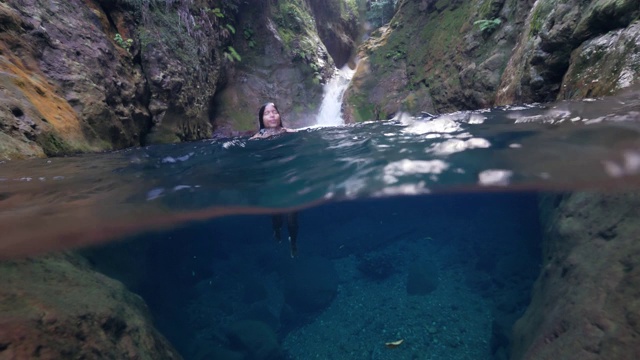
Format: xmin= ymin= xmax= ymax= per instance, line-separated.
xmin=315 ymin=65 xmax=356 ymax=127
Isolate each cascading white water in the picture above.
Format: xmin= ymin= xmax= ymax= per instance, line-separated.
xmin=315 ymin=65 xmax=356 ymax=127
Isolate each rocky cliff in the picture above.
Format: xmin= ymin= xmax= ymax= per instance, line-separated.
xmin=211 ymin=0 xmax=360 ymax=132
xmin=343 ymin=0 xmax=640 ymax=121
xmin=511 ymin=192 xmax=640 ymax=360
xmin=0 ymin=0 xmax=228 ymax=159
xmin=0 ymin=0 xmax=361 ymax=159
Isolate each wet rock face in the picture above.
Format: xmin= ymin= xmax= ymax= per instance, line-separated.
xmin=308 ymin=0 xmax=360 ymax=68
xmin=0 ymin=0 xmax=151 ymax=157
xmin=497 ymin=0 xmax=640 ymax=104
xmin=212 ymin=0 xmax=345 ymax=131
xmin=559 ymin=21 xmax=640 ymax=99
xmin=343 ymin=0 xmax=520 ymax=121
xmin=133 ymin=0 xmax=229 ymax=143
xmin=512 ymin=192 xmax=640 ymax=360
xmin=0 ymin=0 xmax=230 ymax=157
xmin=0 ymin=253 xmax=182 ymax=359
xmin=347 ymin=0 xmax=640 ymax=120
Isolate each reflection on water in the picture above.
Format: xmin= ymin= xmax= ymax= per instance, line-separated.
xmin=1 ymin=88 xmax=640 ymax=258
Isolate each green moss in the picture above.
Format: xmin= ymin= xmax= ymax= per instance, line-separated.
xmin=349 ymin=91 xmax=377 ymax=122
xmin=408 ymin=1 xmax=472 ymax=82
xmin=530 ymin=0 xmax=553 ymax=36
xmin=37 ymin=132 xmax=72 ymax=156
xmin=226 ymin=107 xmax=255 ymax=131
xmin=342 ymin=0 xmax=359 ymax=20
xmin=273 ymin=1 xmax=314 ymax=36
xmin=435 ymin=0 xmax=449 ymax=11
xmin=478 ymin=0 xmax=493 ymax=19
xmin=355 ymin=104 xmax=376 ymax=122
xmin=144 ymin=8 xmax=199 ymax=66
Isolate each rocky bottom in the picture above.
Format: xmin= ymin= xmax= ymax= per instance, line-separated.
xmin=282 ymin=239 xmax=493 ymax=360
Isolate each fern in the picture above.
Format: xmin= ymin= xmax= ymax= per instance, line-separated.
xmin=224 ymin=46 xmax=241 ymax=62
xmin=474 ymin=18 xmax=502 ymax=34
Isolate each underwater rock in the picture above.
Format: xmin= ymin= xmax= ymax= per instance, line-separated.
xmin=357 ymin=253 xmax=396 ymax=281
xmin=0 ymin=252 xmax=180 ymax=359
xmin=406 ymin=260 xmax=439 ymax=296
xmin=512 ymin=192 xmax=640 ymax=359
xmin=226 ymin=320 xmax=284 ymax=360
xmin=282 ymin=256 xmax=338 ymax=314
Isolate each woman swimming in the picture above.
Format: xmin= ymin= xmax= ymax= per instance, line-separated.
xmin=250 ymin=102 xmax=296 ymax=139
xmin=251 ymin=102 xmax=299 ymax=257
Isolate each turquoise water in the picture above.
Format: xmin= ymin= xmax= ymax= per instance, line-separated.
xmin=87 ymin=192 xmax=540 ymax=360
xmin=1 ymin=89 xmax=640 ymax=359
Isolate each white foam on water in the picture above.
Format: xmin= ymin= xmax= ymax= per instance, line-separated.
xmin=315 ymin=65 xmax=356 ymax=127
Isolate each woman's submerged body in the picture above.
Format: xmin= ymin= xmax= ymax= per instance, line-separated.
xmin=250 ymin=102 xmax=299 ymax=257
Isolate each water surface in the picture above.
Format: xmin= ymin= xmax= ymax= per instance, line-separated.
xmin=1 ymin=88 xmax=639 ymax=258
xmin=2 ymin=88 xmax=640 ymax=359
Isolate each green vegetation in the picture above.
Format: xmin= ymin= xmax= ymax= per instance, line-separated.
xmin=342 ymin=0 xmax=360 ymax=21
xmin=207 ymin=7 xmax=224 ymax=18
xmin=474 ymin=18 xmax=502 ymax=34
xmin=367 ymin=0 xmax=471 ymax=83
xmin=385 ymin=49 xmax=405 ymax=61
xmin=224 ymin=46 xmax=241 ymax=62
xmin=38 ymin=132 xmax=73 ymax=156
xmin=366 ymin=0 xmax=396 ymax=28
xmin=243 ymin=28 xmax=256 ymax=48
xmin=140 ymin=9 xmax=198 ymax=65
xmin=530 ymin=0 xmax=553 ymax=36
xmin=269 ymin=1 xmax=326 ymax=81
xmin=274 ymin=1 xmax=313 ymax=34
xmin=478 ymin=0 xmax=493 ymax=19
xmin=351 ymin=92 xmax=377 ymax=122
xmin=114 ymin=33 xmax=134 ymax=54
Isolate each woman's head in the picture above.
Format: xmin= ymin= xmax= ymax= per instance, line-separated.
xmin=258 ymin=102 xmax=282 ymax=129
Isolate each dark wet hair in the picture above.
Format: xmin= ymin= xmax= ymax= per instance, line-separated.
xmin=258 ymin=102 xmax=282 ymax=129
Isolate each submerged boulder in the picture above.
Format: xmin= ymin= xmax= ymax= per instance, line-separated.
xmin=512 ymin=192 xmax=640 ymax=359
xmin=226 ymin=320 xmax=284 ymax=360
xmin=0 ymin=252 xmax=180 ymax=359
xmin=406 ymin=260 xmax=439 ymax=296
xmin=282 ymin=256 xmax=339 ymax=314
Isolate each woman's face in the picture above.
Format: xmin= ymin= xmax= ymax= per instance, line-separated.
xmin=262 ymin=104 xmax=281 ymax=129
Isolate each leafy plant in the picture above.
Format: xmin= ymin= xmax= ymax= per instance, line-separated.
xmin=114 ymin=33 xmax=134 ymax=54
xmin=474 ymin=18 xmax=502 ymax=34
xmin=243 ymin=28 xmax=256 ymax=48
xmin=206 ymin=7 xmax=224 ymax=18
xmin=224 ymin=46 xmax=241 ymax=62
xmin=385 ymin=49 xmax=405 ymax=61
xmin=366 ymin=0 xmax=396 ymax=28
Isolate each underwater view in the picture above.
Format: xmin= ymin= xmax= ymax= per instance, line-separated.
xmin=2 ymin=87 xmax=640 ymax=359
xmin=2 ymin=0 xmax=640 ymax=359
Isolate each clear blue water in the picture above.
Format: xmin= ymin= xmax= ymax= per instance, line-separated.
xmin=85 ymin=192 xmax=540 ymax=359
xmin=1 ymin=89 xmax=640 ymax=359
